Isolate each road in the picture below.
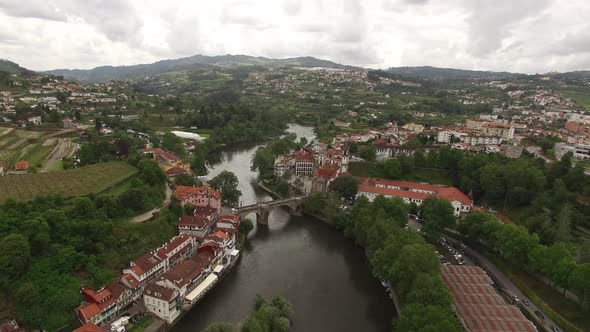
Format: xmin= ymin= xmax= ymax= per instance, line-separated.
xmin=41 ymin=138 xmax=79 ymax=173
xmin=408 ymin=220 xmax=561 ymax=332
xmin=130 ymin=183 xmax=172 ymax=223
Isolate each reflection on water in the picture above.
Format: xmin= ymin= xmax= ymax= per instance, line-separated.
xmin=173 ymin=125 xmax=394 ymax=332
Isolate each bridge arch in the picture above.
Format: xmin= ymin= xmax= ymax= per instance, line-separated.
xmin=236 ymin=196 xmax=304 ymax=225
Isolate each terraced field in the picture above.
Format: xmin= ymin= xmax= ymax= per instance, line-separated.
xmin=0 ymin=127 xmax=55 ymax=167
xmin=0 ymin=162 xmax=138 ymax=202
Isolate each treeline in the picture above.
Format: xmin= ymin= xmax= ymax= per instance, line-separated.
xmin=375 ymin=147 xmax=590 ymax=239
xmin=0 ymin=159 xmax=167 ymax=329
xmin=178 ymin=102 xmax=288 ymax=146
xmin=202 ymin=295 xmax=293 ymax=332
xmin=460 ymin=212 xmax=590 ymax=310
xmin=331 ymin=196 xmax=462 ymax=331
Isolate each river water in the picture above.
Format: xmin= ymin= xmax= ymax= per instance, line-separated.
xmin=173 ymin=124 xmax=394 ymax=332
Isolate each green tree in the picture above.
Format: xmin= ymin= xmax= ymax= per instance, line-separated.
xmin=554 ymin=204 xmax=573 ymax=243
xmin=330 ymin=175 xmax=360 ymax=200
xmin=420 ymin=197 xmax=456 ymax=236
xmin=383 ymin=159 xmax=402 ymax=179
xmin=239 ymin=218 xmax=254 ymax=238
xmin=393 ymin=243 xmax=440 ymax=294
xmin=396 ymin=304 xmax=462 ymax=332
xmin=210 ymin=171 xmax=242 ymax=207
xmin=0 ymin=234 xmax=31 ymax=280
xmin=359 ymin=145 xmax=376 ymax=162
xmin=304 ymin=193 xmax=324 ymax=214
xmin=175 ymin=173 xmax=198 ymax=186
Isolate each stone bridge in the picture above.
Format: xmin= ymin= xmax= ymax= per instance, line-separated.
xmin=236 ymin=196 xmax=305 ymax=225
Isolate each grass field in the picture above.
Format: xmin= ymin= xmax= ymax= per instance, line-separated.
xmin=348 ymin=161 xmax=454 ymax=186
xmin=0 ymin=127 xmax=57 ymax=168
xmin=565 ymin=92 xmax=590 ymax=111
xmin=0 ymin=162 xmax=138 ymax=203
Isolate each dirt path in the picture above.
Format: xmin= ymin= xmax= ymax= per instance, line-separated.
xmin=130 ymin=183 xmax=172 ymax=223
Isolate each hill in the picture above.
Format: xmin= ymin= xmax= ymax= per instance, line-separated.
xmin=45 ymin=54 xmax=353 ymax=82
xmin=0 ymin=59 xmax=30 ymax=74
xmin=386 ymin=66 xmax=520 ymax=80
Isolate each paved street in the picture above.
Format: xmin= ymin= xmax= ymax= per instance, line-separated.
xmin=408 ymin=219 xmax=561 ymax=331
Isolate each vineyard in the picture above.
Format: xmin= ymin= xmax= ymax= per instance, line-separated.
xmin=0 ymin=162 xmax=138 ymax=202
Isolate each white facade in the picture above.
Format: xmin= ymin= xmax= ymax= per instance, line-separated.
xmin=144 ymin=292 xmax=180 ymax=324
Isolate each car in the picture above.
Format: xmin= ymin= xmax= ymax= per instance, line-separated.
xmin=523 ymin=300 xmax=530 ymax=306
xmin=550 ymin=325 xmax=560 ymax=332
xmin=534 ymin=310 xmax=545 ymax=320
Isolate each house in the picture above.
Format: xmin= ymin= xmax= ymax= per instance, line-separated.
xmin=357 ymin=177 xmax=472 ymax=216
xmin=372 ymin=139 xmax=394 ymax=160
xmin=141 ymin=148 xmax=190 ymax=174
xmin=73 ymin=323 xmax=104 ymax=332
xmin=143 ymin=283 xmax=181 ymax=324
xmin=27 ymin=115 xmax=42 ymax=125
xmin=203 ymin=230 xmax=236 ymax=266
xmin=293 ymin=150 xmax=315 ymax=176
xmin=216 ymin=214 xmax=240 ymax=233
xmin=14 ymin=160 xmax=29 ymax=171
xmin=311 ymin=164 xmax=340 ymax=194
xmin=177 ymin=207 xmax=218 ymax=240
xmin=63 ymin=117 xmax=75 ymax=128
xmin=174 ymin=186 xmax=221 ymax=210
xmin=155 ymin=255 xmax=212 ymax=298
xmin=76 ymin=288 xmax=116 ymax=326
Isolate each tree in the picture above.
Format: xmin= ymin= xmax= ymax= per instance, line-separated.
xmin=74 ymin=110 xmax=81 ymax=121
xmin=396 ymin=304 xmax=462 ymax=332
xmin=393 ymin=243 xmax=440 ymax=294
xmin=174 ymin=173 xmax=198 ymax=187
xmin=420 ymin=197 xmax=456 ymax=236
xmin=304 ymin=193 xmax=324 ymax=214
xmin=239 ymin=218 xmax=254 ymax=238
xmin=330 ymin=175 xmax=360 ymax=200
xmin=138 ymin=159 xmax=166 ymax=186
xmin=210 ymin=171 xmax=242 ymax=207
xmin=359 ymin=145 xmax=376 ymax=162
xmin=383 ymin=159 xmax=402 ymax=179
xmin=405 ymin=273 xmax=452 ymax=307
xmin=0 ymin=234 xmax=31 ymax=280
xmin=554 ymin=204 xmax=573 ymax=243
xmin=496 ymin=223 xmax=539 ymax=266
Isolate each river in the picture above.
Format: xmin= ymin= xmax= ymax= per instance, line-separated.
xmin=173 ymin=124 xmax=394 ymax=332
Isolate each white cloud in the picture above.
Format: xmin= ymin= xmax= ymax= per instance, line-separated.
xmin=0 ymin=0 xmax=588 ymax=73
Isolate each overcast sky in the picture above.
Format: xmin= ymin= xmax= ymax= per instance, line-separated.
xmin=0 ymin=0 xmax=588 ymax=73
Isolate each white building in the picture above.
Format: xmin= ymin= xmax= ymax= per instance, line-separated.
xmin=143 ymin=283 xmax=181 ymax=324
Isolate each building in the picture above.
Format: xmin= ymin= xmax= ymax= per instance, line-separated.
xmin=13 ymin=160 xmax=29 ymax=171
xmin=27 ymin=115 xmax=42 ymax=125
xmin=72 ymin=323 xmax=104 ymax=332
xmin=294 ymin=150 xmax=315 ymax=176
xmin=177 ymin=207 xmax=217 ymax=240
xmin=76 ymin=288 xmax=116 ymax=326
xmin=357 ymin=177 xmax=472 ymax=216
xmin=141 ymin=148 xmax=190 ymax=175
xmin=0 ymin=162 xmax=6 ymax=176
xmin=143 ymin=283 xmax=181 ymax=324
xmin=311 ymin=164 xmax=340 ymax=194
xmin=63 ymin=117 xmax=75 ymax=128
xmin=555 ymin=143 xmax=590 ymax=160
xmin=174 ymin=186 xmax=221 ymax=210
xmin=274 ymin=155 xmax=295 ymax=177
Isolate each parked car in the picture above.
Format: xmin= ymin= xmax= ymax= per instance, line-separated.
xmin=534 ymin=310 xmax=545 ymax=320
xmin=550 ymin=325 xmax=560 ymax=332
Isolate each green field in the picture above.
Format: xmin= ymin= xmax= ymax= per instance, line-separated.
xmin=0 ymin=127 xmax=57 ymax=168
xmin=565 ymin=92 xmax=590 ymax=111
xmin=0 ymin=162 xmax=138 ymax=203
xmin=348 ymin=161 xmax=453 ymax=186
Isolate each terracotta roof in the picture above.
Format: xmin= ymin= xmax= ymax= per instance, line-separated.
xmin=144 ymin=283 xmax=177 ymax=302
xmin=77 ymin=303 xmax=100 ymax=322
xmin=73 ymin=323 xmax=104 ymax=332
xmin=314 ymin=165 xmax=339 ymax=179
xmin=219 ymin=214 xmax=240 ymax=223
xmin=121 ymin=273 xmax=140 ymax=289
xmin=14 ymin=160 xmax=29 ymax=170
xmin=81 ymin=288 xmax=111 ymax=303
xmin=165 ymin=167 xmax=187 ymax=175
xmin=158 ymin=259 xmax=204 ymax=288
xmin=358 ymin=185 xmax=429 ymax=200
xmin=132 ymin=253 xmax=161 ymax=275
xmin=106 ymin=282 xmax=126 ymax=300
xmin=174 ymin=185 xmax=220 ymax=200
xmin=155 ymin=234 xmax=193 ymax=259
xmin=436 ymin=187 xmax=472 ymax=206
xmin=179 ymin=215 xmax=213 ymax=228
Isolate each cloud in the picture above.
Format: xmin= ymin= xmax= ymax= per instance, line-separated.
xmin=0 ymin=0 xmax=588 ymax=73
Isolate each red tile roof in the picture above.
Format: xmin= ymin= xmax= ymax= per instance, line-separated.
xmin=441 ymin=265 xmax=536 ymax=332
xmin=314 ymin=165 xmax=339 ymax=179
xmin=81 ymin=288 xmax=111 ymax=303
xmin=73 ymin=323 xmax=104 ymax=332
xmin=77 ymin=303 xmax=100 ymax=322
xmin=14 ymin=160 xmax=29 ymax=170
xmin=158 ymin=259 xmax=205 ymax=289
xmin=174 ymin=186 xmax=220 ymax=201
xmin=208 ymin=230 xmax=229 ymax=241
xmin=121 ymin=273 xmax=140 ymax=289
xmin=179 ymin=215 xmax=213 ymax=228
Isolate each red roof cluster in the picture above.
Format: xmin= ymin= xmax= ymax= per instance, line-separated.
xmin=359 ymin=177 xmax=471 ymax=206
xmin=73 ymin=323 xmax=104 ymax=332
xmin=314 ymin=164 xmax=340 ymax=179
xmin=141 ymin=148 xmax=178 ymax=163
xmin=174 ymin=185 xmax=220 ymax=201
xmin=441 ymin=265 xmax=536 ymax=332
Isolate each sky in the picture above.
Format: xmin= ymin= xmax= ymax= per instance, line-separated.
xmin=0 ymin=0 xmax=589 ymax=73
